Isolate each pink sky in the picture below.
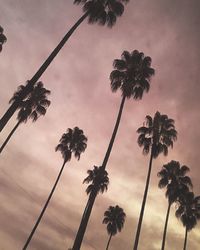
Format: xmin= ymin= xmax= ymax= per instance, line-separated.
xmin=0 ymin=0 xmax=200 ymax=249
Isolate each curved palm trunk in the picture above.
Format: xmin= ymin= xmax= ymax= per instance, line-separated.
xmin=183 ymin=227 xmax=188 ymax=250
xmin=0 ymin=120 xmax=21 ymax=154
xmin=22 ymin=160 xmax=66 ymax=250
xmin=102 ymin=95 xmax=126 ymax=170
xmin=161 ymin=202 xmax=171 ymax=250
xmin=133 ymin=149 xmax=154 ymax=250
xmin=72 ymin=96 xmax=126 ymax=249
xmin=0 ymin=11 xmax=89 ymax=133
xmin=72 ymin=189 xmax=97 ymax=250
xmin=106 ymin=234 xmax=112 ymax=250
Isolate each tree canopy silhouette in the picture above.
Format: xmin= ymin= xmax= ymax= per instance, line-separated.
xmin=0 ymin=25 xmax=7 ymax=52
xmin=176 ymin=192 xmax=200 ymax=250
xmin=84 ymin=165 xmax=109 ymax=194
xmin=110 ymin=50 xmax=155 ymax=99
xmin=137 ymin=112 xmax=177 ymax=158
xmin=158 ymin=160 xmax=192 ymax=250
xmin=22 ymin=127 xmax=87 ymax=249
xmin=74 ymin=0 xmax=129 ymax=27
xmin=103 ymin=205 xmax=126 ymax=250
xmin=0 ymin=82 xmax=50 ymax=154
xmin=133 ymin=111 xmax=177 ymax=250
xmin=56 ymin=127 xmax=88 ymax=163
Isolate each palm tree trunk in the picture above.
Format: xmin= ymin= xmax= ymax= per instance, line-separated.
xmin=102 ymin=95 xmax=126 ymax=170
xmin=133 ymin=149 xmax=154 ymax=250
xmin=22 ymin=160 xmax=67 ymax=250
xmin=106 ymin=234 xmax=112 ymax=250
xmin=0 ymin=120 xmax=21 ymax=154
xmin=161 ymin=202 xmax=171 ymax=250
xmin=0 ymin=11 xmax=89 ymax=133
xmin=72 ymin=96 xmax=126 ymax=250
xmin=72 ymin=189 xmax=97 ymax=250
xmin=183 ymin=227 xmax=188 ymax=250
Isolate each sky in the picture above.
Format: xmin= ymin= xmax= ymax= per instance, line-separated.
xmin=0 ymin=0 xmax=200 ymax=249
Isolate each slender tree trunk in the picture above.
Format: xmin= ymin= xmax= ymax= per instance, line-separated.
xmin=0 ymin=120 xmax=21 ymax=154
xmin=106 ymin=234 xmax=112 ymax=250
xmin=72 ymin=96 xmax=126 ymax=250
xmin=102 ymin=95 xmax=126 ymax=170
xmin=183 ymin=227 xmax=188 ymax=250
xmin=0 ymin=11 xmax=89 ymax=133
xmin=161 ymin=202 xmax=171 ymax=250
xmin=72 ymin=190 xmax=97 ymax=250
xmin=22 ymin=160 xmax=67 ymax=250
xmin=133 ymin=149 xmax=154 ymax=250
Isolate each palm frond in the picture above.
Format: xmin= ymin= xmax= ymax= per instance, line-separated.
xmin=102 ymin=205 xmax=126 ymax=236
xmin=110 ymin=50 xmax=154 ymax=98
xmin=158 ymin=160 xmax=193 ymax=206
xmin=83 ymin=166 xmax=109 ymax=195
xmin=56 ymin=127 xmax=87 ymax=162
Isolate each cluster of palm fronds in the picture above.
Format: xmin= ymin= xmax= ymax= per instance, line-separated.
xmin=0 ymin=25 xmax=7 ymax=52
xmin=158 ymin=161 xmax=200 ymax=250
xmin=0 ymin=1 xmax=199 ymax=250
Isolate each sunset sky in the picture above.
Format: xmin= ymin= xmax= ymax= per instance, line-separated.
xmin=0 ymin=0 xmax=200 ymax=249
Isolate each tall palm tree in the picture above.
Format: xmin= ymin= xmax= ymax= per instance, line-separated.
xmin=0 ymin=82 xmax=51 ymax=154
xmin=133 ymin=111 xmax=177 ymax=250
xmin=0 ymin=0 xmax=129 ymax=132
xmin=73 ymin=50 xmax=155 ymax=249
xmin=22 ymin=127 xmax=87 ymax=250
xmin=158 ymin=160 xmax=193 ymax=250
xmin=72 ymin=166 xmax=109 ymax=250
xmin=103 ymin=205 xmax=126 ymax=250
xmin=175 ymin=192 xmax=200 ymax=250
xmin=0 ymin=25 xmax=7 ymax=52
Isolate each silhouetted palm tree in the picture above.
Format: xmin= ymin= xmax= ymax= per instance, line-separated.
xmin=103 ymin=205 xmax=126 ymax=250
xmin=0 ymin=82 xmax=50 ymax=154
xmin=0 ymin=0 xmax=129 ymax=132
xmin=133 ymin=111 xmax=177 ymax=250
xmin=72 ymin=166 xmax=109 ymax=250
xmin=73 ymin=50 xmax=155 ymax=249
xmin=158 ymin=160 xmax=193 ymax=250
xmin=0 ymin=25 xmax=7 ymax=52
xmin=22 ymin=127 xmax=87 ymax=250
xmin=176 ymin=192 xmax=200 ymax=250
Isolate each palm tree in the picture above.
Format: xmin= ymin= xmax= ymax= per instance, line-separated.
xmin=22 ymin=127 xmax=87 ymax=250
xmin=158 ymin=160 xmax=193 ymax=250
xmin=0 ymin=82 xmax=51 ymax=154
xmin=0 ymin=25 xmax=7 ymax=52
xmin=133 ymin=111 xmax=177 ymax=250
xmin=72 ymin=166 xmax=109 ymax=250
xmin=73 ymin=50 xmax=155 ymax=249
xmin=0 ymin=0 xmax=129 ymax=132
xmin=175 ymin=192 xmax=200 ymax=250
xmin=103 ymin=205 xmax=126 ymax=250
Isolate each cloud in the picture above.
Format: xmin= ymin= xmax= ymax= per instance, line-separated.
xmin=0 ymin=0 xmax=200 ymax=249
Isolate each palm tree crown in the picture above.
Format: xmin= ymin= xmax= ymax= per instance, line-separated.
xmin=83 ymin=166 xmax=109 ymax=195
xmin=110 ymin=50 xmax=155 ymax=99
xmin=158 ymin=160 xmax=193 ymax=204
xmin=74 ymin=0 xmax=129 ymax=27
xmin=137 ymin=111 xmax=177 ymax=158
xmin=56 ymin=127 xmax=87 ymax=163
xmin=10 ymin=81 xmax=51 ymax=123
xmin=176 ymin=191 xmax=200 ymax=231
xmin=103 ymin=205 xmax=126 ymax=236
xmin=0 ymin=25 xmax=7 ymax=52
